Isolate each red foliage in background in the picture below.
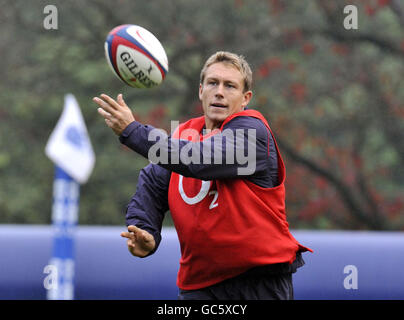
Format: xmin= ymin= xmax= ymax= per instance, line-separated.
xmin=364 ymin=0 xmax=391 ymax=16
xmin=288 ymin=83 xmax=307 ymax=103
xmin=331 ymin=44 xmax=350 ymax=56
xmin=257 ymin=57 xmax=282 ymax=78
xmin=302 ymin=42 xmax=316 ymax=55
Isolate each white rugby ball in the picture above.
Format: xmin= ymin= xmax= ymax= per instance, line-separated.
xmin=104 ymin=24 xmax=168 ymax=88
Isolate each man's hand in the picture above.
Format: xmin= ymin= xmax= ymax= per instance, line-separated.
xmin=120 ymin=225 xmax=156 ymax=258
xmin=93 ymin=93 xmax=135 ymax=136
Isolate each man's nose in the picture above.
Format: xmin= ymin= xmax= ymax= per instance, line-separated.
xmin=215 ymin=83 xmax=225 ymax=98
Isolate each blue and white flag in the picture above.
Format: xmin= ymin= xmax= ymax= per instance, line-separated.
xmin=44 ymin=94 xmax=95 ymax=300
xmin=45 ymin=94 xmax=95 ymax=184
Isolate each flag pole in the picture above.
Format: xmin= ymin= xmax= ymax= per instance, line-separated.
xmin=45 ymin=94 xmax=95 ymax=300
xmin=47 ymin=166 xmax=79 ymax=300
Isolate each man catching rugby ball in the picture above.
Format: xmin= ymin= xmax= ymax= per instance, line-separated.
xmin=93 ymin=51 xmax=312 ymax=300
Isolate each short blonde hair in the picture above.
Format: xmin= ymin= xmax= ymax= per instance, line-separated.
xmin=200 ymin=51 xmax=253 ymax=92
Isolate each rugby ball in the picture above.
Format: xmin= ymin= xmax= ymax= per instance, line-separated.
xmin=104 ymin=24 xmax=168 ymax=88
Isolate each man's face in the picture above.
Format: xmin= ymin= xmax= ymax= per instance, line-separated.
xmin=199 ymin=62 xmax=252 ymax=130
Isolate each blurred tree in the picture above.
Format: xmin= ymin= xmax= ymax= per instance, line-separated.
xmin=0 ymin=0 xmax=402 ymax=230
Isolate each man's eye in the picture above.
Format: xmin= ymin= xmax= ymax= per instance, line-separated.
xmin=226 ymin=83 xmax=235 ymax=88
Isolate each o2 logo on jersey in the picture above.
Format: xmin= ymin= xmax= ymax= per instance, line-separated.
xmin=178 ymin=175 xmax=218 ymax=210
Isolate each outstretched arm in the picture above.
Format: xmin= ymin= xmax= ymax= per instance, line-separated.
xmin=122 ymin=163 xmax=171 ymax=257
xmin=94 ymin=93 xmax=278 ymax=186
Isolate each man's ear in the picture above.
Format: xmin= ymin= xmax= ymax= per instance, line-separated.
xmin=242 ymin=90 xmax=253 ymax=108
xmin=199 ymin=83 xmax=203 ymax=101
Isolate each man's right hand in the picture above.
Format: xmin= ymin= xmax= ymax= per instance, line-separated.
xmin=120 ymin=225 xmax=156 ymax=258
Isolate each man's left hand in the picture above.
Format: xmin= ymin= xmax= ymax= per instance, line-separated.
xmin=93 ymin=93 xmax=135 ymax=136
